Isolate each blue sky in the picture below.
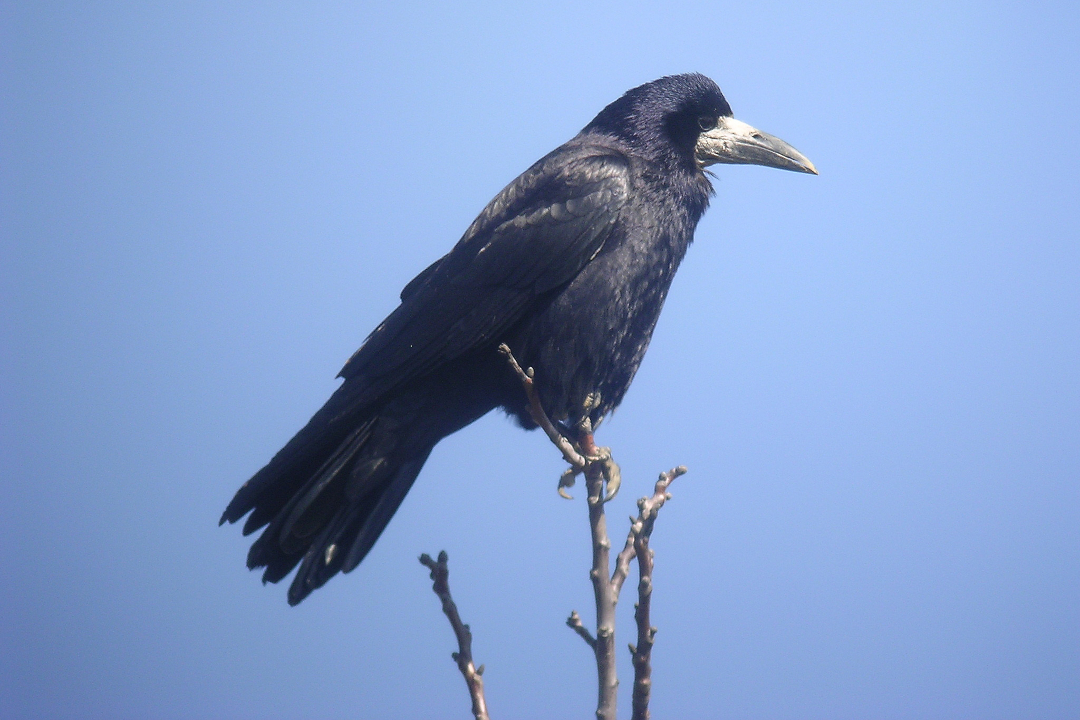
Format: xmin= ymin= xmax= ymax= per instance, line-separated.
xmin=2 ymin=2 xmax=1078 ymax=718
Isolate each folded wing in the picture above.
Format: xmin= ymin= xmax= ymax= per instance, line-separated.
xmin=337 ymin=148 xmax=631 ymax=404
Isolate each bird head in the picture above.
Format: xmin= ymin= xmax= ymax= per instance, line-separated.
xmin=584 ymin=73 xmax=816 ymax=176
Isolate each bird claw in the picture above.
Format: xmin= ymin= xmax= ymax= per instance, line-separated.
xmin=600 ymin=454 xmax=622 ymax=502
xmin=559 ymin=433 xmax=620 ymax=502
xmin=576 ymin=441 xmax=621 ymax=502
xmin=558 ymin=467 xmax=579 ymax=499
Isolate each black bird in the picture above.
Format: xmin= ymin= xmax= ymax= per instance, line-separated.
xmin=221 ymin=73 xmax=816 ymax=604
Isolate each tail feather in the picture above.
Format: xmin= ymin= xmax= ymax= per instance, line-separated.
xmin=286 ymin=454 xmax=429 ymax=605
xmin=278 ymin=420 xmax=375 ymax=555
xmin=228 ymin=433 xmax=345 ymax=536
xmin=342 ymin=456 xmax=428 ymax=573
xmin=223 ymin=350 xmax=503 ymax=603
xmin=224 ymin=388 xmax=441 ymax=604
xmin=258 ymin=543 xmax=304 ymax=585
xmin=286 ymin=502 xmax=362 ymax=604
xmin=220 ymin=390 xmax=358 ymax=533
xmin=238 ymin=419 xmax=371 ymax=571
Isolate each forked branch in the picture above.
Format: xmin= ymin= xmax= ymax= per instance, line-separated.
xmin=499 ymin=344 xmax=686 ymax=720
xmin=628 ymin=465 xmax=686 ymax=720
xmin=421 ymin=347 xmax=688 ymax=720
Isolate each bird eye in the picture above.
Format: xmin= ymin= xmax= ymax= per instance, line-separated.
xmin=697 ymin=116 xmax=716 ymax=131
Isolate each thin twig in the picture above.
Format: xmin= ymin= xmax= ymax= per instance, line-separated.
xmin=419 ymin=551 xmax=491 ymax=720
xmin=612 ymin=518 xmax=639 ymax=596
xmin=498 ymin=343 xmax=586 ymax=470
xmin=566 ymin=610 xmax=597 ymax=649
xmin=629 ymin=466 xmax=686 ymax=720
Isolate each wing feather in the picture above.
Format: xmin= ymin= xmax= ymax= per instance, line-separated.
xmin=337 ymin=148 xmax=630 ymax=402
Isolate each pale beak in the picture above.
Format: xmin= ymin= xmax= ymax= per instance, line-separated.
xmin=695 ymin=116 xmax=817 ymax=174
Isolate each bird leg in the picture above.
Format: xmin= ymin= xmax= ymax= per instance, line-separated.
xmin=576 ymin=424 xmax=621 ymax=502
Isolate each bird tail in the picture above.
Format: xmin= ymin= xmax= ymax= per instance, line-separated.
xmin=220 ymin=385 xmax=438 ymax=605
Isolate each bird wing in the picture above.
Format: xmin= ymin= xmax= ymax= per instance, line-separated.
xmin=337 ymin=147 xmax=631 ymax=401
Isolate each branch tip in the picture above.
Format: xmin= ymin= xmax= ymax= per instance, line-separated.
xmin=419 ymin=550 xmax=490 ymax=720
xmin=567 ymin=610 xmax=597 ymax=649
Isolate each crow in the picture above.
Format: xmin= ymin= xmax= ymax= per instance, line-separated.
xmin=221 ymin=73 xmax=816 ymax=604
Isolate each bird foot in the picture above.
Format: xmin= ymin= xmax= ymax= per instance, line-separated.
xmin=598 ymin=452 xmax=621 ymax=502
xmin=573 ymin=433 xmax=622 ymax=502
xmin=557 ymin=467 xmax=579 ymax=499
xmin=556 ymin=439 xmax=621 ymax=501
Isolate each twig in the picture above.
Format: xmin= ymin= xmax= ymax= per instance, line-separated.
xmin=629 ymin=466 xmax=686 ymax=720
xmin=612 ymin=518 xmax=638 ymax=597
xmin=498 ymin=343 xmax=586 ymax=471
xmin=419 ymin=551 xmax=490 ymax=720
xmin=566 ymin=610 xmax=597 ymax=649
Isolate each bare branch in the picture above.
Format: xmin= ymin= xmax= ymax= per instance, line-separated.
xmin=497 ymin=342 xmax=686 ymax=720
xmin=419 ymin=551 xmax=491 ymax=720
xmin=614 ymin=465 xmax=686 ymax=595
xmin=629 ymin=466 xmax=686 ymax=720
xmin=585 ymin=463 xmax=619 ymax=720
xmin=566 ymin=610 xmax=597 ymax=649
xmin=612 ymin=521 xmax=638 ymax=596
xmin=498 ymin=343 xmax=586 ymax=470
